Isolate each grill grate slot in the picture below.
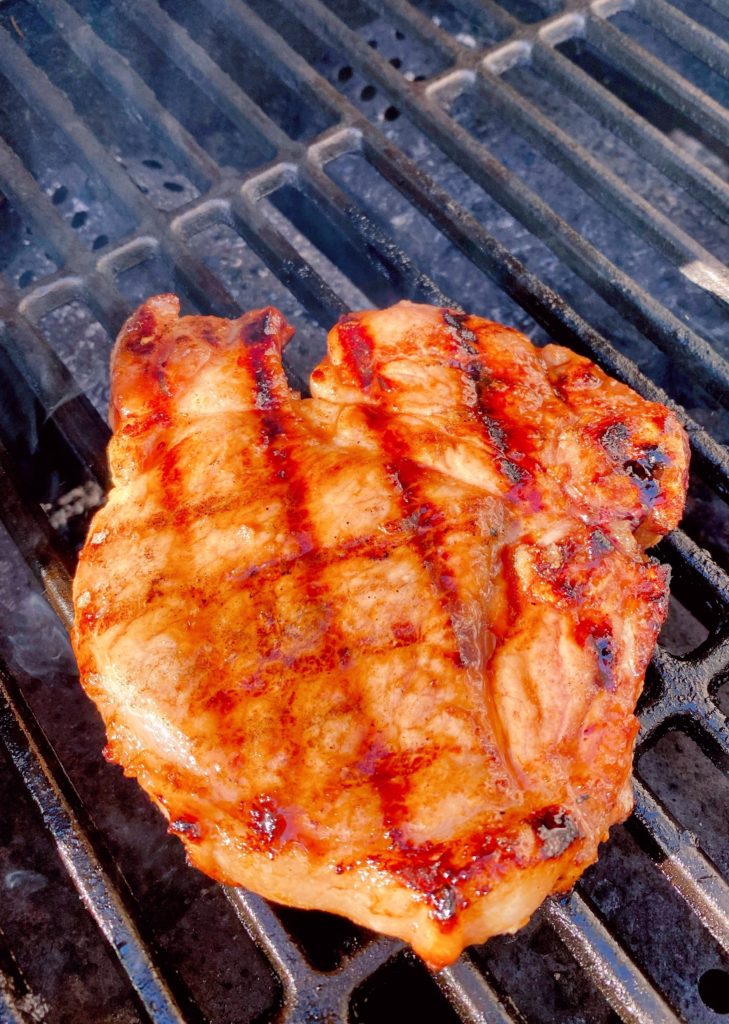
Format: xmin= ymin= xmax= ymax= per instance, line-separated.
xmin=0 ymin=1 xmax=728 ymax=1021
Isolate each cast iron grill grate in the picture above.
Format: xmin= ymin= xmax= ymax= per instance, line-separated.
xmin=0 ymin=0 xmax=728 ymax=1021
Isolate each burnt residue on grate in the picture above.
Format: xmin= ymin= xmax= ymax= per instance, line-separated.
xmin=0 ymin=0 xmax=728 ymax=1022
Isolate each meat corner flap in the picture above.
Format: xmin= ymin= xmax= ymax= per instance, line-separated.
xmin=71 ymin=295 xmax=689 ymax=968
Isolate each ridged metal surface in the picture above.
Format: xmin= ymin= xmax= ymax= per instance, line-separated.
xmin=0 ymin=0 xmax=727 ymax=1021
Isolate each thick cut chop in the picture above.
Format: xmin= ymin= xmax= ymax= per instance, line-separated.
xmin=73 ymin=296 xmax=689 ymax=967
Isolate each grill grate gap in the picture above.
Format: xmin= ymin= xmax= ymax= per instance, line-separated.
xmin=115 ymin=255 xmax=189 ymax=312
xmin=349 ymin=949 xmax=463 ymax=1024
xmin=271 ymin=905 xmax=377 ymax=973
xmin=714 ymin=678 xmax=729 ymax=719
xmin=658 ymin=596 xmax=711 ymax=657
xmin=37 ymin=300 xmax=111 ymax=417
xmin=407 ymin=0 xmax=508 ymax=48
xmin=262 ymin=189 xmax=371 ymax=314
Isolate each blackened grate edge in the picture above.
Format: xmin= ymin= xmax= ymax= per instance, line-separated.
xmin=0 ymin=0 xmax=727 ymax=1021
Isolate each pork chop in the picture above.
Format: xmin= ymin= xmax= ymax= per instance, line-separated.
xmin=72 ymin=296 xmax=689 ymax=967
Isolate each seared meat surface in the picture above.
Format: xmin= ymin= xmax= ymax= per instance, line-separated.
xmin=72 ymin=296 xmax=688 ymax=967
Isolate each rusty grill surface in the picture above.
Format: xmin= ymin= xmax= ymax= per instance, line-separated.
xmin=0 ymin=0 xmax=728 ymax=1022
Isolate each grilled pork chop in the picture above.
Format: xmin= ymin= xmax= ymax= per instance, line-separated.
xmin=72 ymin=296 xmax=688 ymax=967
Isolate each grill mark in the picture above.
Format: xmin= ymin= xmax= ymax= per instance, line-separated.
xmin=128 ymin=311 xmax=180 ymax=518
xmin=440 ymin=310 xmax=533 ymax=787
xmin=245 ymin=324 xmax=325 ymax=671
xmin=441 ymin=309 xmax=543 ymax=511
xmin=337 ymin=314 xmax=374 ymax=389
xmin=83 ymin=512 xmax=429 ymax=635
xmin=360 ymin=404 xmax=462 ymax=663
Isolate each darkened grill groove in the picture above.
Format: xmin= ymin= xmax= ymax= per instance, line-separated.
xmin=0 ymin=0 xmax=727 ymax=1021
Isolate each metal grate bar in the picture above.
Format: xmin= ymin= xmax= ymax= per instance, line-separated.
xmin=225 ymin=889 xmax=408 ymax=1024
xmin=701 ymin=0 xmax=729 ymax=14
xmin=662 ymin=529 xmax=729 ymax=608
xmin=586 ymin=12 xmax=729 ymax=151
xmin=436 ymin=958 xmax=517 ymax=1024
xmin=632 ymin=782 xmax=729 ymax=955
xmin=33 ymin=0 xmax=221 ymax=190
xmin=0 ymin=663 xmax=186 ymax=1024
xmin=229 ymin=189 xmax=351 ymax=331
xmin=641 ymin=649 xmax=729 ymax=755
xmin=475 ymin=65 xmax=729 ymax=306
xmin=634 ymin=0 xmax=729 ymax=82
xmin=531 ymin=40 xmax=729 ymax=228
xmin=274 ymin=0 xmax=729 ymax=410
xmin=0 ymin=26 xmax=241 ymax=319
xmin=2 ymin=0 xmax=728 ymax=505
xmin=24 ymin=0 xmax=729 ymax=507
xmin=0 ymin=307 xmax=110 ymax=486
xmin=299 ymin=158 xmax=452 ymax=306
xmin=366 ymin=0 xmax=729 ymax=327
xmin=120 ymin=0 xmax=295 ymax=158
xmin=544 ymin=893 xmax=681 ymax=1024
